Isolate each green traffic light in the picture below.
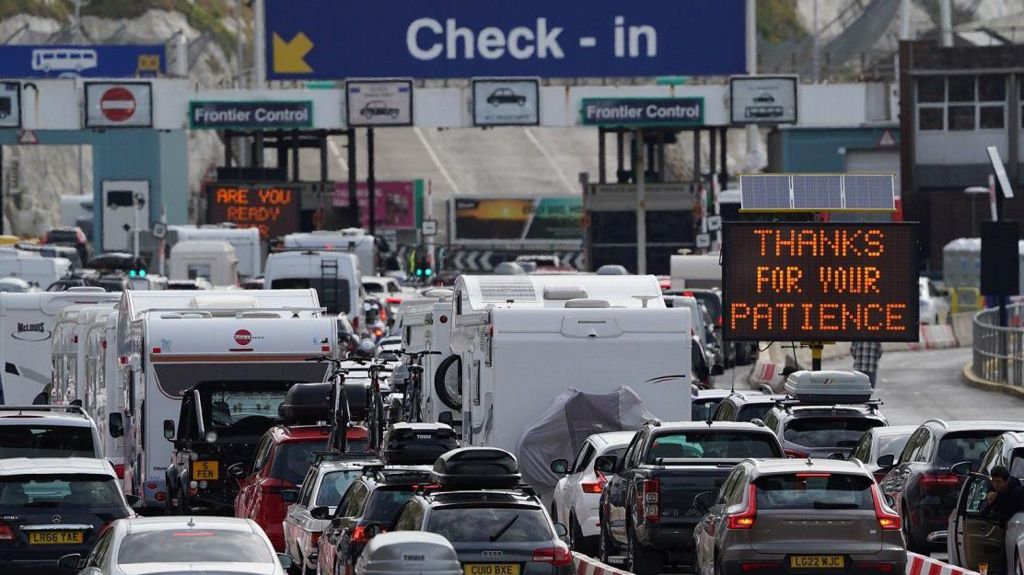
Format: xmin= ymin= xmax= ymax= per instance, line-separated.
xmin=129 ymin=270 xmax=137 ymax=277
xmin=425 ymin=268 xmax=432 ymax=277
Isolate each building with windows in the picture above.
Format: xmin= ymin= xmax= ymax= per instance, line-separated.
xmin=899 ymin=41 xmax=1024 ymax=270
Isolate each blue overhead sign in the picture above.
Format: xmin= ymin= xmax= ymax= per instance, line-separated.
xmin=265 ymin=0 xmax=746 ymax=80
xmin=0 ymin=45 xmax=165 ymax=78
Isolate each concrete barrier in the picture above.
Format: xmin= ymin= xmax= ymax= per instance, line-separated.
xmin=572 ymin=552 xmax=633 ymax=575
xmin=905 ymin=552 xmax=979 ymax=575
xmin=921 ymin=324 xmax=958 ymax=349
xmin=951 ymin=312 xmax=975 ymax=347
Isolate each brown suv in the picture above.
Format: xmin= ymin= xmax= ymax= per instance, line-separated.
xmin=693 ymin=458 xmax=906 ymax=575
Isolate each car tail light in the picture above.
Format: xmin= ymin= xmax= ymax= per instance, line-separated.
xmin=784 ymin=448 xmax=809 ymax=459
xmin=351 ymin=524 xmax=368 ymax=544
xmin=311 ymin=532 xmax=321 ymax=548
xmin=858 ymin=562 xmax=895 ymax=573
xmin=532 ymin=544 xmax=572 ymax=566
xmin=740 ymin=563 xmax=778 ymax=572
xmin=113 ymin=463 xmax=125 ymax=479
xmin=871 ymin=485 xmax=901 ymax=531
xmin=727 ymin=485 xmax=757 ymax=530
xmin=640 ymin=479 xmax=660 ymax=523
xmin=155 ymin=491 xmax=166 ymax=502
xmin=920 ymin=472 xmax=960 ymax=493
xmin=0 ymin=523 xmax=13 ymax=541
xmin=386 ymin=297 xmax=401 ymax=305
xmin=581 ymin=471 xmax=607 ymax=494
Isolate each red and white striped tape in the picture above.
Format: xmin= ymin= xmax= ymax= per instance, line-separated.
xmin=572 ymin=552 xmax=633 ymax=575
xmin=905 ymin=553 xmax=979 ymax=575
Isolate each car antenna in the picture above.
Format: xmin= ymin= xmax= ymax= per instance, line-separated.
xmin=805 ymin=457 xmax=814 ymax=467
xmin=187 ymin=517 xmax=196 ymax=527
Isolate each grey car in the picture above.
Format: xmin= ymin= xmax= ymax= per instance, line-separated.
xmin=391 ymin=489 xmax=572 ymax=575
xmin=693 ymin=458 xmax=907 ymax=575
xmin=847 ymin=425 xmax=916 ymax=482
xmin=761 ymin=401 xmax=888 ymax=459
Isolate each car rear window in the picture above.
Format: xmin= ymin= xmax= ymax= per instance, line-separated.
xmin=427 ymin=507 xmax=552 ymax=543
xmin=117 ymin=529 xmax=274 ymax=564
xmin=0 ymin=474 xmax=122 ymax=509
xmin=692 ymin=399 xmax=723 ymax=422
xmin=783 ymin=417 xmax=885 ymax=449
xmin=936 ymin=431 xmax=1003 ymax=466
xmin=316 ymin=470 xmax=360 ymax=507
xmin=271 ymin=440 xmax=329 ymax=485
xmin=0 ymin=425 xmax=95 ymax=458
xmin=645 ymin=432 xmax=780 ymax=462
xmin=737 ymin=404 xmax=772 ymax=423
xmin=755 ymin=473 xmax=874 ymax=510
xmin=363 ymin=487 xmax=418 ymax=523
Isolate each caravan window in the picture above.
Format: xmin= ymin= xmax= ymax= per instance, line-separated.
xmin=270 ymin=278 xmax=351 ymax=315
xmin=187 ymin=264 xmax=212 ymax=280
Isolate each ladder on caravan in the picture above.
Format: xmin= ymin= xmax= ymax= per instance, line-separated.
xmin=320 ymin=258 xmax=340 ymax=313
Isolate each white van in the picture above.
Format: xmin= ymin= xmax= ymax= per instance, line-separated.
xmin=0 ymin=249 xmax=72 ymax=289
xmin=264 ymin=251 xmax=362 ymax=322
xmin=0 ymin=289 xmax=121 ymax=405
xmin=113 ymin=289 xmax=323 ymax=508
xmin=168 ymin=225 xmax=262 ymax=279
xmin=282 ymin=228 xmax=377 ymax=276
xmin=443 ymin=275 xmax=691 ymax=456
xmin=168 ymin=240 xmax=239 ymax=287
xmin=669 ymin=254 xmax=722 ymax=291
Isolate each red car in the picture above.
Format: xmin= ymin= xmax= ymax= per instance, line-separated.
xmin=234 ymin=424 xmax=370 ymax=551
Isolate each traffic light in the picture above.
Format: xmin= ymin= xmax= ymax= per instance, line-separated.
xmin=414 ymin=255 xmax=432 ymax=278
xmin=128 ymin=269 xmax=147 ymax=278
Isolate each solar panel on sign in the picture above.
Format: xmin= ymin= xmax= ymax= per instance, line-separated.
xmin=740 ymin=175 xmax=790 ymax=210
xmin=792 ymin=175 xmax=843 ymax=210
xmin=844 ymin=175 xmax=895 ymax=210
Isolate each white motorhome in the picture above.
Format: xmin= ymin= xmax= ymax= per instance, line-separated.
xmin=0 ymin=248 xmax=72 ymax=289
xmin=282 ymin=229 xmax=377 ymax=275
xmin=264 ymin=251 xmax=363 ymax=322
xmin=0 ymin=288 xmax=121 ymax=405
xmin=669 ymin=254 xmax=722 ymax=291
xmin=51 ymin=304 xmax=117 ymax=407
xmin=443 ymin=275 xmax=691 ymax=455
xmin=394 ymin=289 xmax=456 ymax=424
xmin=113 ymin=289 xmax=324 ymax=508
xmin=83 ymin=311 xmax=122 ymax=470
xmin=168 ymin=240 xmax=239 ymax=287
xmin=168 ymin=225 xmax=262 ymax=278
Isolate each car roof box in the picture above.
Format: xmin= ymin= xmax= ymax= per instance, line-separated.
xmin=381 ymin=423 xmax=459 ymax=466
xmin=784 ymin=370 xmax=873 ymax=405
xmin=431 ymin=447 xmax=521 ymax=490
xmin=280 ymin=383 xmax=332 ymax=424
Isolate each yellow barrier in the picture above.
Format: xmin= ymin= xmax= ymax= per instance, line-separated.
xmin=951 ymin=287 xmax=982 ymax=314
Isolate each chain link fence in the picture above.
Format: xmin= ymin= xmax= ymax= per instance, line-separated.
xmin=973 ymin=304 xmax=1024 ymax=386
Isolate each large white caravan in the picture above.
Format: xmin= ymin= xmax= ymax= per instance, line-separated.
xmin=0 ymin=248 xmax=72 ymax=289
xmin=113 ymin=289 xmax=326 ymax=509
xmin=168 ymin=240 xmax=240 ymax=287
xmin=282 ymin=229 xmax=377 ymax=275
xmin=0 ymin=289 xmax=121 ymax=405
xmin=394 ymin=289 xmax=456 ymax=423
xmin=443 ymin=275 xmax=691 ymax=455
xmin=168 ymin=225 xmax=262 ymax=278
xmin=83 ymin=312 xmax=122 ymax=470
xmin=264 ymin=251 xmax=363 ymax=321
xmin=51 ymin=304 xmax=117 ymax=407
xmin=669 ymin=254 xmax=722 ymax=291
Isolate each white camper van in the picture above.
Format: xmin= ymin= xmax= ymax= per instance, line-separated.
xmin=51 ymin=304 xmax=117 ymax=407
xmin=168 ymin=240 xmax=240 ymax=287
xmin=282 ymin=229 xmax=377 ymax=275
xmin=264 ymin=251 xmax=362 ymax=322
xmin=168 ymin=225 xmax=262 ymax=278
xmin=442 ymin=275 xmax=691 ymax=455
xmin=83 ymin=311 xmax=123 ymax=471
xmin=394 ymin=289 xmax=456 ymax=424
xmin=0 ymin=248 xmax=72 ymax=289
xmin=0 ymin=288 xmax=121 ymax=405
xmin=113 ymin=289 xmax=324 ymax=509
xmin=669 ymin=254 xmax=722 ymax=291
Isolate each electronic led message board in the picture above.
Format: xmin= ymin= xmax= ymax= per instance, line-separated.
xmin=722 ymin=222 xmax=918 ymax=342
xmin=205 ymin=182 xmax=302 ymax=240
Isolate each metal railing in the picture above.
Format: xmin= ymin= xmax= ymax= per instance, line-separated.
xmin=973 ymin=304 xmax=1024 ymax=386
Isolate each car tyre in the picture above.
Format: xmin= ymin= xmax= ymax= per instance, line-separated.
xmin=626 ymin=523 xmax=662 ymax=575
xmin=902 ymin=504 xmax=926 ymax=554
xmin=569 ymin=511 xmax=598 ymax=557
xmin=598 ymin=520 xmax=614 ymax=565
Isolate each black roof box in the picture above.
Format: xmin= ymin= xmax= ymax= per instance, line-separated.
xmin=431 ymin=447 xmax=521 ymax=490
xmin=279 ymin=383 xmax=332 ymax=424
xmin=380 ymin=423 xmax=459 ymax=466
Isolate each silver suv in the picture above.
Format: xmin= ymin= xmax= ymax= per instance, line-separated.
xmin=0 ymin=405 xmax=102 ymax=459
xmin=693 ymin=458 xmax=906 ymax=575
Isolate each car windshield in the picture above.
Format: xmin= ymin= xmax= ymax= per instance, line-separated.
xmin=363 ymin=487 xmax=418 ymax=523
xmin=427 ymin=507 xmax=552 ymax=543
xmin=755 ymin=473 xmax=874 ymax=510
xmin=0 ymin=425 xmax=95 ymax=458
xmin=117 ymin=529 xmax=274 ymax=564
xmin=645 ymin=432 xmax=779 ymax=462
xmin=316 ymin=470 xmax=361 ymax=507
xmin=363 ymin=282 xmax=384 ymax=294
xmin=0 ymin=474 xmax=122 ymax=509
xmin=877 ymin=434 xmax=912 ymax=460
xmin=270 ymin=277 xmax=351 ymax=315
xmin=271 ymin=440 xmax=329 ymax=485
xmin=784 ymin=417 xmax=886 ymax=449
xmin=204 ymin=389 xmax=288 ymax=431
xmin=937 ymin=431 xmax=1004 ymax=466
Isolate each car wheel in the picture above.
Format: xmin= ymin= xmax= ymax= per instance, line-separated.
xmin=626 ymin=523 xmax=662 ymax=575
xmin=902 ymin=504 xmax=925 ymax=554
xmin=569 ymin=512 xmax=597 ymax=556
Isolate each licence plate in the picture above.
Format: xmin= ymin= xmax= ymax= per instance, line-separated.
xmin=790 ymin=556 xmax=845 ymax=569
xmin=28 ymin=531 xmax=84 ymax=545
xmin=463 ymin=564 xmax=521 ymax=575
xmin=192 ymin=460 xmax=219 ymax=481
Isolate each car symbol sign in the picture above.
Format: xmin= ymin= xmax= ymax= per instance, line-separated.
xmin=100 ymin=87 xmax=136 ymax=122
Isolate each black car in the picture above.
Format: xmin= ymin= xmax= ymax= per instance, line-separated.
xmin=487 ymin=88 xmax=527 ymax=106
xmin=360 ymin=101 xmax=400 ymax=119
xmin=42 ymin=226 xmax=90 ymax=264
xmin=0 ymin=457 xmax=137 ymax=573
xmin=317 ymin=464 xmax=434 ymax=575
xmin=880 ymin=419 xmax=1024 ymax=553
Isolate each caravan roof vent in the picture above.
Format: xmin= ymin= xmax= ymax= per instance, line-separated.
xmin=188 ymin=295 xmax=259 ymax=310
xmin=237 ymin=311 xmax=284 ymax=319
xmin=66 ymin=287 xmax=107 ymax=294
xmin=432 ymin=447 xmax=521 ymax=490
xmin=543 ymin=285 xmax=587 ymax=300
xmin=564 ymin=298 xmax=610 ymax=309
xmin=478 ymin=277 xmax=538 ymax=304
xmin=784 ymin=370 xmax=873 ymax=405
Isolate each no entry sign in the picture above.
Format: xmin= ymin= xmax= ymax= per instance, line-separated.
xmin=85 ymin=82 xmax=152 ymax=127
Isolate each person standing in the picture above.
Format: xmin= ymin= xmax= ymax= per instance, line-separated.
xmin=851 ymin=341 xmax=882 ymax=388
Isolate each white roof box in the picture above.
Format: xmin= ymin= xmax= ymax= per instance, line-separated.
xmin=784 ymin=370 xmax=873 ymax=405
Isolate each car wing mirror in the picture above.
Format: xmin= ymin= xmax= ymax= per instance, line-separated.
xmin=108 ymin=412 xmax=124 ymax=439
xmin=58 ymin=554 xmax=84 ymax=570
xmin=550 ymin=459 xmax=569 ymax=475
xmin=277 ymin=553 xmax=294 ymax=570
xmin=125 ymin=494 xmax=144 ymax=510
xmin=828 ymin=452 xmax=846 ymax=461
xmin=950 ymin=461 xmax=972 ymax=477
xmin=310 ymin=506 xmax=331 ymax=520
xmin=876 ymin=454 xmax=895 ymax=469
xmin=281 ymin=489 xmax=299 ymax=504
xmin=594 ymin=455 xmax=618 ymax=474
xmin=553 ymin=522 xmax=568 ymax=541
xmin=692 ymin=491 xmax=714 ymax=514
xmin=711 ymin=363 xmax=725 ymax=376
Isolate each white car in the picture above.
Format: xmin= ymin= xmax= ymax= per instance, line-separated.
xmin=550 ymin=431 xmax=635 ymax=555
xmin=59 ymin=516 xmax=294 ymax=575
xmin=283 ymin=460 xmax=367 ymax=575
xmin=920 ymin=277 xmax=950 ymax=324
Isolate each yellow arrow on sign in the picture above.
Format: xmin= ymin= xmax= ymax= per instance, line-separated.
xmin=272 ymin=32 xmax=314 ymax=74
